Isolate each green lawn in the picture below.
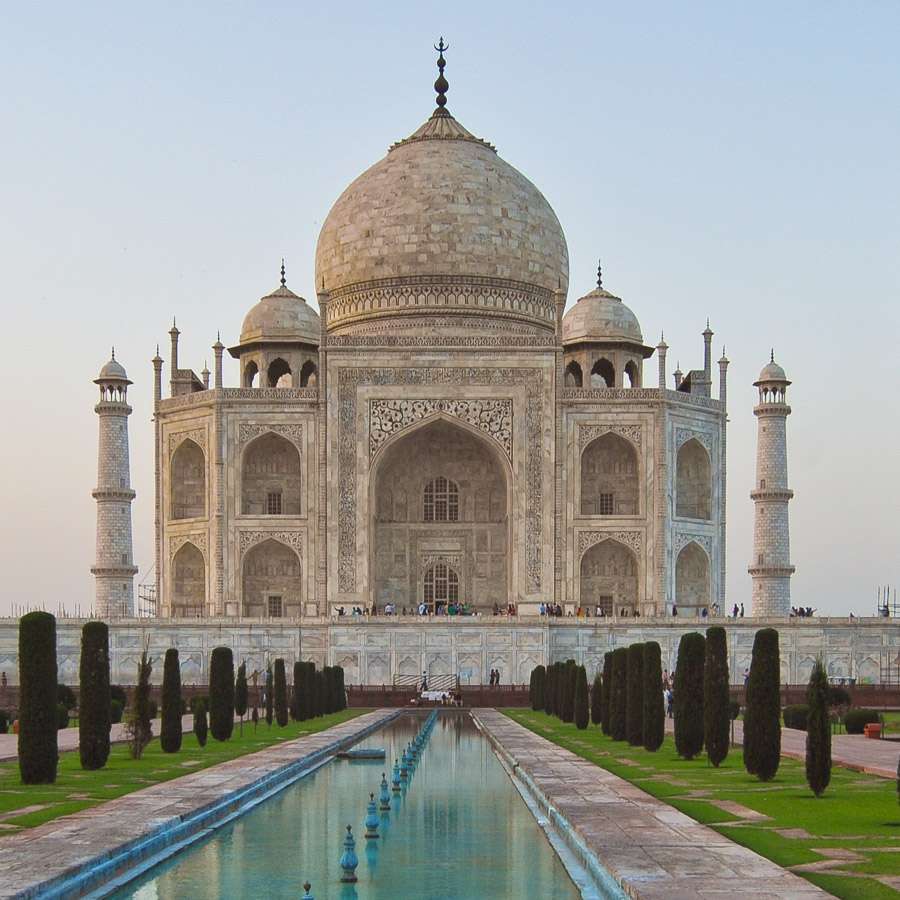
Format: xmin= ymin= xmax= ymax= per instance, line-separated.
xmin=0 ymin=710 xmax=363 ymax=833
xmin=505 ymin=709 xmax=900 ymax=900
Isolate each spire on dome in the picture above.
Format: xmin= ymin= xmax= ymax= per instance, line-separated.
xmin=281 ymin=259 xmax=286 ymax=287
xmin=596 ymin=260 xmax=602 ymax=289
xmin=434 ymin=38 xmax=449 ymax=113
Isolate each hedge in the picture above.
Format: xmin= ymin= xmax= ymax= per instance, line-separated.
xmin=844 ymin=709 xmax=882 ymax=734
xmin=783 ymin=704 xmax=809 ymax=730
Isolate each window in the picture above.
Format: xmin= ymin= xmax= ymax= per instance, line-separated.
xmin=266 ymin=491 xmax=283 ymax=515
xmin=597 ymin=595 xmax=614 ymax=616
xmin=598 ymin=493 xmax=614 ymax=515
xmin=423 ymin=564 xmax=459 ymax=612
xmin=121 ymin=553 xmax=128 ymax=565
xmin=268 ymin=595 xmax=283 ymax=617
xmin=424 ymin=476 xmax=459 ymax=522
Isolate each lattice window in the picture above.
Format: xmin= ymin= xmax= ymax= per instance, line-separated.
xmin=597 ymin=595 xmax=614 ymax=616
xmin=598 ymin=493 xmax=614 ymax=515
xmin=423 ymin=476 xmax=459 ymax=522
xmin=423 ymin=564 xmax=459 ymax=610
xmin=266 ymin=491 xmax=283 ymax=515
xmin=267 ymin=595 xmax=283 ymax=617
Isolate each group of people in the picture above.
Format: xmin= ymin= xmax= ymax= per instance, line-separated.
xmin=488 ymin=668 xmax=502 ymax=687
xmin=731 ymin=603 xmax=745 ymax=617
xmin=334 ymin=606 xmax=365 ymax=616
xmin=540 ymin=603 xmax=564 ymax=617
xmin=491 ymin=603 xmax=517 ymax=616
xmin=790 ymin=606 xmax=816 ymax=618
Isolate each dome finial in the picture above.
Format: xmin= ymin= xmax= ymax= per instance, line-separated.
xmin=597 ymin=259 xmax=602 ymax=289
xmin=770 ymin=348 xmax=775 ymax=362
xmin=280 ymin=258 xmax=286 ymax=287
xmin=433 ymin=37 xmax=450 ymax=112
xmin=111 ymin=346 xmax=115 ymax=360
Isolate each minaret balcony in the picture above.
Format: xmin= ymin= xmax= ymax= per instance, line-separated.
xmin=747 ymin=564 xmax=796 ymax=577
xmin=749 ymin=488 xmax=794 ymax=501
xmin=92 ymin=488 xmax=137 ymax=501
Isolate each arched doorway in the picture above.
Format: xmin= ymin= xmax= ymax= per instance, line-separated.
xmin=171 ymin=542 xmax=205 ymax=617
xmin=372 ymin=418 xmax=509 ymax=614
xmin=241 ymin=538 xmax=301 ymax=617
xmin=675 ymin=541 xmax=710 ymax=615
xmin=579 ymin=538 xmax=639 ymax=616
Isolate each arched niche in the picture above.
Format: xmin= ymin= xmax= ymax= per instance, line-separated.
xmin=579 ymin=538 xmax=638 ymax=615
xmin=564 ymin=361 xmax=583 ymax=388
xmin=267 ymin=358 xmax=292 ymax=388
xmin=676 ymin=439 xmax=712 ymax=519
xmin=241 ymin=432 xmax=301 ymax=515
xmin=675 ymin=541 xmax=710 ymax=615
xmin=170 ymin=439 xmax=206 ymax=520
xmin=243 ymin=360 xmax=259 ymax=388
xmin=241 ymin=538 xmax=301 ymax=617
xmin=590 ymin=358 xmax=615 ymax=388
xmin=372 ymin=417 xmax=509 ymax=612
xmin=581 ymin=432 xmax=639 ymax=516
xmin=171 ymin=542 xmax=205 ymax=617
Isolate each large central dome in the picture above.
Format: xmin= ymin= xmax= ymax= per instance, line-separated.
xmin=315 ymin=58 xmax=568 ymax=338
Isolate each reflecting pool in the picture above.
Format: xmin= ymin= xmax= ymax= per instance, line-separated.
xmin=109 ymin=713 xmax=585 ymax=899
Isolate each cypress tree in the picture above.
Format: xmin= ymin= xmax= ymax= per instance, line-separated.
xmin=600 ymin=651 xmax=613 ymax=735
xmin=743 ymin=628 xmax=781 ymax=781
xmin=234 ymin=662 xmax=248 ymax=737
xmin=574 ymin=665 xmax=590 ymax=730
xmin=704 ymin=626 xmax=730 ymax=768
xmin=290 ymin=661 xmax=303 ymax=721
xmin=193 ymin=697 xmax=208 ymax=747
xmin=265 ymin=664 xmax=274 ymax=726
xmin=532 ymin=665 xmax=546 ymax=712
xmin=209 ymin=646 xmax=235 ymax=741
xmin=128 ymin=649 xmax=153 ymax=759
xmin=625 ymin=643 xmax=645 ymax=746
xmin=590 ymin=672 xmax=602 ymax=727
xmin=560 ymin=660 xmax=577 ymax=723
xmin=544 ymin=663 xmax=557 ymax=717
xmin=160 ymin=647 xmax=182 ymax=753
xmin=610 ymin=647 xmax=628 ymax=741
xmin=301 ymin=661 xmax=315 ymax=721
xmin=273 ymin=659 xmax=288 ymax=726
xmin=805 ymin=657 xmax=831 ymax=797
xmin=314 ymin=669 xmax=325 ymax=717
xmin=673 ymin=632 xmax=705 ymax=760
xmin=642 ymin=641 xmax=665 ymax=752
xmin=18 ymin=611 xmax=58 ymax=784
xmin=335 ymin=665 xmax=347 ymax=711
xmin=79 ymin=621 xmax=111 ymax=770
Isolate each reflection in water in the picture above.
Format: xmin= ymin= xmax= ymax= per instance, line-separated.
xmin=114 ymin=714 xmax=582 ymax=899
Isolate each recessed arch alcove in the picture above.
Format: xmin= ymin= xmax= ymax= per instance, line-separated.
xmin=580 ymin=432 xmax=640 ymax=516
xmin=370 ymin=416 xmax=509 ymax=613
xmin=579 ymin=538 xmax=638 ymax=615
xmin=675 ymin=541 xmax=710 ymax=615
xmin=241 ymin=538 xmax=301 ymax=617
xmin=241 ymin=433 xmax=301 ymax=515
xmin=170 ymin=440 xmax=205 ymax=520
xmin=171 ymin=542 xmax=205 ymax=617
xmin=676 ymin=439 xmax=711 ymax=520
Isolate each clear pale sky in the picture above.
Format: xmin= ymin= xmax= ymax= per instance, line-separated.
xmin=1 ymin=2 xmax=897 ymax=619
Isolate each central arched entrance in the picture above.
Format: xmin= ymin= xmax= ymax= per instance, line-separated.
xmin=371 ymin=417 xmax=509 ymax=614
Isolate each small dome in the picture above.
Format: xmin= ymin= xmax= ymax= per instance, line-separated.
xmin=756 ymin=354 xmax=788 ymax=384
xmin=240 ymin=284 xmax=319 ymax=345
xmin=96 ymin=352 xmax=130 ymax=383
xmin=563 ymin=286 xmax=643 ymax=345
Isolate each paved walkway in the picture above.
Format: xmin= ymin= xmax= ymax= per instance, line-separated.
xmin=0 ymin=715 xmax=196 ymax=763
xmin=475 ymin=710 xmax=829 ymax=900
xmin=0 ymin=709 xmax=400 ymax=900
xmin=664 ymin=717 xmax=900 ymax=779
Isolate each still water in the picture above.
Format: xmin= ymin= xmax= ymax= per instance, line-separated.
xmin=110 ymin=713 xmax=584 ymax=899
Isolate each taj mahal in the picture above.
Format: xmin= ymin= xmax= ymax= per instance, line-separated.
xmin=2 ymin=47 xmax=892 ymax=689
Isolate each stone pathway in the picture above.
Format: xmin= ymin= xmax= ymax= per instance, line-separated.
xmin=475 ymin=709 xmax=830 ymax=900
xmin=0 ymin=710 xmax=399 ymax=900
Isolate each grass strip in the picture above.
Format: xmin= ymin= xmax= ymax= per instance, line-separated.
xmin=0 ymin=710 xmax=362 ymax=833
xmin=504 ymin=708 xmax=900 ymax=900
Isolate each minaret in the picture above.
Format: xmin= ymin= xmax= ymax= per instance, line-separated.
xmin=91 ymin=350 xmax=138 ymax=617
xmin=748 ymin=352 xmax=795 ymax=615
